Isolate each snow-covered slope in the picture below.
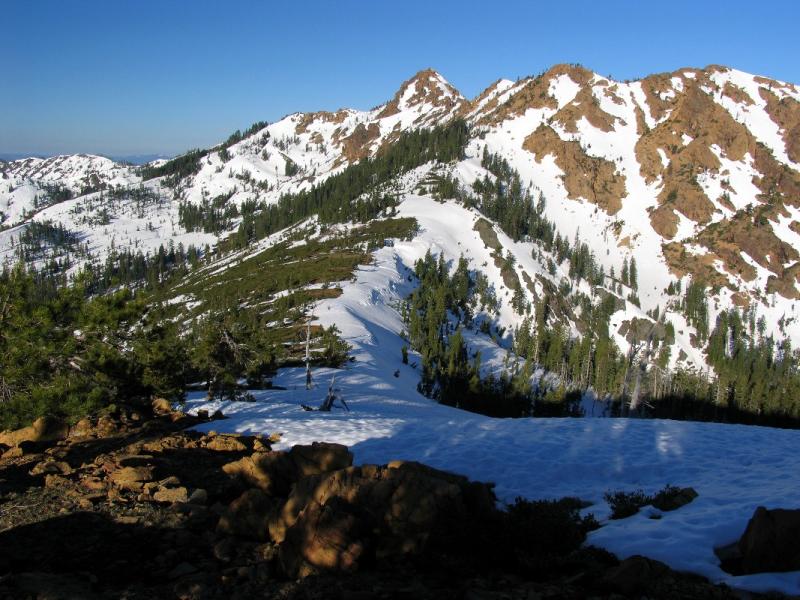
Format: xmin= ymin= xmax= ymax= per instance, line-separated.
xmin=178 ymin=68 xmax=467 ymax=207
xmin=0 ymin=154 xmax=140 ymax=226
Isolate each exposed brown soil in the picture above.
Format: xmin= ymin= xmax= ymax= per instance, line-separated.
xmin=473 ymin=217 xmax=502 ymax=251
xmin=661 ymin=242 xmax=731 ymax=289
xmin=698 ymin=204 xmax=798 ymax=278
xmin=475 ymin=75 xmax=557 ymax=126
xmin=722 ymin=82 xmax=754 ymax=106
xmin=521 ymin=270 xmax=537 ymax=297
xmin=524 ymin=125 xmax=627 ymax=214
xmin=638 ymin=72 xmax=679 ymax=123
xmin=481 ymin=64 xmax=598 ymax=127
xmin=754 ymin=76 xmax=799 ymax=95
xmin=547 ymin=63 xmax=594 ymax=87
xmin=553 ymin=85 xmax=619 ymax=133
xmin=650 ymin=206 xmax=680 ymax=240
xmin=759 ymin=87 xmax=800 ymax=163
xmin=633 ymin=104 xmax=649 ymax=137
xmin=752 ymin=142 xmax=800 ymax=209
xmin=767 ymin=262 xmax=800 ymax=299
xmin=603 ymin=84 xmax=626 ymax=106
xmin=294 ymin=110 xmax=349 ymax=136
xmin=466 ymin=78 xmax=512 ymax=118
xmin=493 ymin=253 xmax=521 ymax=293
xmin=376 ymin=68 xmax=465 ymax=121
xmin=337 ymin=122 xmax=381 ymax=163
xmin=473 ymin=218 xmax=523 ymax=292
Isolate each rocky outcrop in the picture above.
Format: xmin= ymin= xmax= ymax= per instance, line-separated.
xmin=221 ymin=442 xmax=353 ymax=495
xmin=0 ymin=415 xmax=69 ymax=449
xmin=719 ymin=506 xmax=800 ymax=574
xmin=524 ymin=124 xmax=627 ymax=214
xmin=277 ymin=460 xmax=497 ymax=576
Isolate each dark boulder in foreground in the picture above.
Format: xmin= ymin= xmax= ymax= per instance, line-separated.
xmin=278 ymin=460 xmax=497 ymax=577
xmin=719 ymin=506 xmax=800 ymax=575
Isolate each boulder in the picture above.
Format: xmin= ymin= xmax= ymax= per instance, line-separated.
xmin=152 ymin=397 xmax=174 ymax=415
xmin=601 ymin=555 xmax=671 ymax=595
xmin=2 ymin=446 xmax=24 ymax=459
xmin=289 ymin=442 xmax=353 ymax=477
xmin=222 ymin=442 xmax=353 ymax=496
xmin=217 ymin=489 xmax=280 ymax=540
xmin=30 ymin=460 xmax=72 ymax=477
xmin=0 ymin=416 xmax=69 ymax=447
xmin=252 ymin=438 xmax=270 ymax=452
xmin=69 ymin=418 xmax=96 ymax=439
xmin=736 ymin=506 xmax=800 ymax=573
xmin=222 ymin=453 xmax=291 ymax=494
xmin=153 ymin=486 xmax=189 ymax=504
xmin=280 ymin=496 xmax=368 ymax=578
xmin=276 ymin=460 xmax=496 ymax=577
xmin=204 ymin=434 xmax=248 ymax=453
xmin=95 ymin=416 xmax=120 ymax=437
xmin=188 ymin=488 xmax=208 ymax=505
xmin=109 ymin=466 xmax=155 ymax=491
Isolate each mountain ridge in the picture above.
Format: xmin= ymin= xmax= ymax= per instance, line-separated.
xmin=2 ymin=62 xmax=800 ymax=379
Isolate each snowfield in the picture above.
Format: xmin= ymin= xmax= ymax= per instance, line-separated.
xmin=184 ymin=195 xmax=800 ymax=596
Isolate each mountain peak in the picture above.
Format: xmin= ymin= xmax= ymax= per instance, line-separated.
xmin=377 ymin=68 xmax=465 ymax=119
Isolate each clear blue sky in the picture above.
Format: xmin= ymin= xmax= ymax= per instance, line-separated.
xmin=3 ymin=0 xmax=798 ymax=157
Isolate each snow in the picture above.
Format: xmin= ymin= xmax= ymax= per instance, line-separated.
xmin=0 ymin=154 xmax=141 ymax=227
xmin=467 ymin=78 xmax=516 ymax=117
xmin=4 ymin=64 xmax=797 ymax=354
xmin=188 ymin=386 xmax=800 ymax=599
xmin=548 ymin=73 xmax=582 ymax=107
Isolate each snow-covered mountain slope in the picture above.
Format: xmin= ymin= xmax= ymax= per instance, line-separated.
xmin=175 ymin=68 xmax=467 ymax=207
xmin=3 ymin=63 xmax=800 ymax=368
xmin=0 ymin=154 xmax=140 ymax=227
xmin=5 ymin=64 xmax=800 ymax=593
xmin=467 ymin=64 xmax=800 ymax=348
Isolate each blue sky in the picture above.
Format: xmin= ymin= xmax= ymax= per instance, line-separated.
xmin=3 ymin=0 xmax=798 ymax=157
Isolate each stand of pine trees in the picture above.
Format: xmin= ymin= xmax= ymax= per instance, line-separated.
xmin=4 ymin=121 xmax=800 ymax=429
xmin=0 ymin=265 xmax=185 ymax=429
xmin=402 ymin=251 xmax=531 ymax=417
xmin=403 ymin=250 xmax=800 ymax=426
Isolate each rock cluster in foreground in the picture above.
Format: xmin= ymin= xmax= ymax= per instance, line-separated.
xmin=0 ymin=401 xmax=762 ymax=599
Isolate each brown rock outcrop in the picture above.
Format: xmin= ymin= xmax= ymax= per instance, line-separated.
xmin=735 ymin=506 xmax=800 ymax=573
xmin=276 ymin=460 xmax=496 ymax=576
xmin=0 ymin=416 xmax=69 ymax=448
xmin=524 ymin=124 xmax=627 ymax=214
